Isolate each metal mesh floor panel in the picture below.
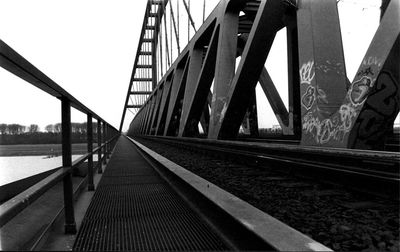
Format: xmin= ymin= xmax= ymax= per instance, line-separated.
xmin=73 ymin=137 xmax=229 ymax=251
xmin=99 ymin=175 xmax=162 ymax=185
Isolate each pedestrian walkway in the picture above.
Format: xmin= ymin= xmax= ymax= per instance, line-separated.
xmin=73 ymin=136 xmax=230 ymax=251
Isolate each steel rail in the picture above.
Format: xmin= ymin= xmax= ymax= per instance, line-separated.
xmin=236 ymin=135 xmax=399 ymax=151
xmin=137 ymin=136 xmax=400 ymax=198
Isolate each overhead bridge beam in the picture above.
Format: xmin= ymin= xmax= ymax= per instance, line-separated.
xmin=132 ymin=78 xmax=152 ymax=82
xmin=127 ymin=105 xmax=143 ymax=109
xmin=137 ymin=65 xmax=152 ymax=68
xmin=151 ymin=0 xmax=163 ymax=5
xmin=130 ymin=91 xmax=152 ymax=95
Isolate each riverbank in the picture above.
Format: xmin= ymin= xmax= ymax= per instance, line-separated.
xmin=0 ymin=143 xmax=96 ymax=156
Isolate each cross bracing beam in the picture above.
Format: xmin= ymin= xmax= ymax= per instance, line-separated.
xmin=127 ymin=105 xmax=145 ymax=109
xmin=125 ymin=0 xmax=399 ymax=151
xmin=130 ymin=91 xmax=152 ymax=95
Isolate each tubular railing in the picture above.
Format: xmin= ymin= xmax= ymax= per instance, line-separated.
xmin=0 ymin=39 xmax=120 ymax=233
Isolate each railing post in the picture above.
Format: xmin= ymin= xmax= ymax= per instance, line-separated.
xmin=87 ymin=114 xmax=94 ymax=191
xmin=103 ymin=122 xmax=107 ymax=165
xmin=107 ymin=125 xmax=111 ymax=158
xmin=105 ymin=124 xmax=108 ymax=158
xmin=97 ymin=119 xmax=102 ymax=174
xmin=61 ymin=97 xmax=77 ymax=234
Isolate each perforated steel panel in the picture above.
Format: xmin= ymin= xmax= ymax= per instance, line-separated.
xmin=73 ymin=137 xmax=229 ymax=251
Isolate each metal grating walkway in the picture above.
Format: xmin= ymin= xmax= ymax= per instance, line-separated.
xmin=73 ymin=137 xmax=230 ymax=251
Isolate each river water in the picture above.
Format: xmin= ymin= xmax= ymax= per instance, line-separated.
xmin=0 ymin=155 xmax=98 ymax=186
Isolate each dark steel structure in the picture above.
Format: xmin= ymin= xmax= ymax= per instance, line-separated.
xmin=124 ymin=0 xmax=399 ymax=150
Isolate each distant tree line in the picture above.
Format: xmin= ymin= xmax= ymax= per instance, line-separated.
xmin=0 ymin=122 xmax=99 ymax=145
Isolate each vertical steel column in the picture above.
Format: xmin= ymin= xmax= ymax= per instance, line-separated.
xmin=286 ymin=14 xmax=301 ymax=137
xmin=61 ymin=97 xmax=76 ymax=234
xmin=247 ymin=90 xmax=259 ymax=137
xmin=208 ymin=5 xmax=240 ymax=139
xmin=97 ymin=120 xmax=102 ymax=174
xmin=152 ymin=13 xmax=158 ymax=89
xmin=87 ymin=114 xmax=94 ymax=191
xmin=297 ymin=0 xmax=347 ymax=146
xmin=102 ymin=123 xmax=107 ymax=165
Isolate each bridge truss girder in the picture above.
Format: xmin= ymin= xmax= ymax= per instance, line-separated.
xmin=120 ymin=0 xmax=169 ymax=132
xmin=126 ymin=0 xmax=399 ymax=150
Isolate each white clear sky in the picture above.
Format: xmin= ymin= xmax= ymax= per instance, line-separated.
xmin=0 ymin=0 xmax=397 ymax=132
xmin=0 ymin=0 xmax=149 ymax=132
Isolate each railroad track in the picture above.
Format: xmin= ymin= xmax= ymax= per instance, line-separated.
xmin=122 ymin=139 xmax=331 ymax=251
xmin=237 ymin=132 xmax=399 ymax=152
xmin=133 ymin=136 xmax=400 ymax=251
xmin=138 ymin=136 xmax=400 ymax=199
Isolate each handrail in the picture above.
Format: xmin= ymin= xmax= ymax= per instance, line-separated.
xmin=0 ymin=168 xmax=70 ymax=227
xmin=0 ymin=40 xmax=106 ymax=121
xmin=72 ymin=136 xmax=118 ymax=168
xmin=0 ymin=135 xmax=119 ymax=228
xmin=0 ymin=39 xmax=121 ymax=234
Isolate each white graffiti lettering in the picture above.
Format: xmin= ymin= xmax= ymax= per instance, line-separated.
xmin=302 ymin=103 xmax=357 ymax=144
xmin=299 ymin=61 xmax=315 ymax=85
xmin=315 ymin=60 xmax=345 ymax=75
xmin=349 ymin=76 xmax=373 ymax=106
xmin=301 ymin=86 xmax=316 ymax=110
xmin=301 ymin=86 xmax=328 ymax=111
xmin=339 ymin=104 xmax=357 ymax=131
xmin=362 ymin=56 xmax=382 ymax=67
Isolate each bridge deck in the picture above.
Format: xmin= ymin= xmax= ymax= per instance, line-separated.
xmin=73 ymin=136 xmax=230 ymax=251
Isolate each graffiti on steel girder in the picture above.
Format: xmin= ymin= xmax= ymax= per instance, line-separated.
xmin=302 ymin=103 xmax=357 ymax=144
xmin=348 ymin=71 xmax=399 ymax=149
xmin=300 ymin=54 xmax=389 ymax=146
xmin=300 ymin=60 xmax=329 ymax=111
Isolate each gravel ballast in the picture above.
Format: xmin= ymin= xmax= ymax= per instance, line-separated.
xmin=136 ymin=137 xmax=399 ymax=252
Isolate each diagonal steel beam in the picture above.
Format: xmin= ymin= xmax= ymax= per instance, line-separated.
xmin=164 ymin=55 xmax=190 ymax=136
xmin=258 ymin=67 xmax=290 ymax=130
xmin=149 ymin=84 xmax=164 ymax=134
xmin=178 ymin=21 xmax=218 ymax=137
xmin=155 ymin=73 xmax=174 ymax=135
xmin=211 ymin=0 xmax=286 ymax=139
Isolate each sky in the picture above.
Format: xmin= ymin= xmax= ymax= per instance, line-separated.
xmin=0 ymin=0 xmax=148 ymax=132
xmin=0 ymin=0 xmax=397 ymax=133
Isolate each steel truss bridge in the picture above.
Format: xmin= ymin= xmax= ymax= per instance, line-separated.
xmin=121 ymin=0 xmax=399 ymax=150
xmin=0 ymin=0 xmax=399 ymax=251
